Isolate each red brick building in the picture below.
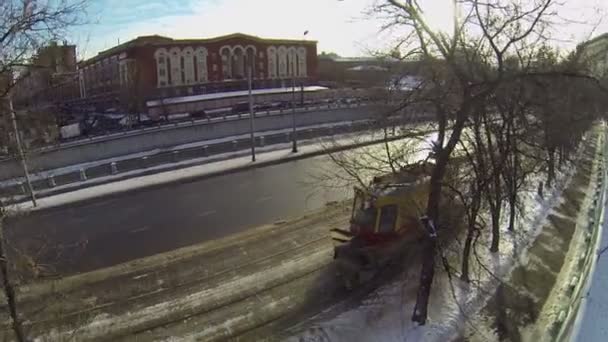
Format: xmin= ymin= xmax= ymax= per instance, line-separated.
xmin=12 ymin=42 xmax=80 ymax=107
xmin=74 ymin=33 xmax=318 ymax=112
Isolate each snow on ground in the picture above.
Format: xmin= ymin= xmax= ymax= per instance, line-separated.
xmin=289 ymin=158 xmax=578 ymax=342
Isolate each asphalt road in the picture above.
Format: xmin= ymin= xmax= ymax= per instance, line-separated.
xmin=6 ymin=155 xmax=353 ymax=274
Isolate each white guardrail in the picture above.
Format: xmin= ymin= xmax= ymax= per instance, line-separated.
xmin=35 ymin=101 xmax=384 ymax=153
xmin=554 ymin=122 xmax=607 ymax=341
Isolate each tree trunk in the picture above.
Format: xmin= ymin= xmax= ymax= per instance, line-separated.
xmin=485 ymin=120 xmax=503 ymax=253
xmin=508 ymin=193 xmax=516 ymax=231
xmin=490 ymin=152 xmax=502 ymax=252
xmin=506 ymin=120 xmax=517 ymax=231
xmin=412 ymin=236 xmax=436 ymax=325
xmin=411 ymin=106 xmax=467 ymax=325
xmin=412 ymin=155 xmax=445 ymax=325
xmin=547 ymin=148 xmax=555 ymax=187
xmin=490 ymin=204 xmax=501 ymax=253
xmin=0 ymin=220 xmax=26 ymax=342
xmin=507 ymin=149 xmax=518 ymax=231
xmin=462 ymin=185 xmax=481 ymax=282
xmin=461 ymin=227 xmax=473 ymax=282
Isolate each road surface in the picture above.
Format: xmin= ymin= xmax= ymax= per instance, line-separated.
xmin=6 ymin=155 xmax=353 ymax=274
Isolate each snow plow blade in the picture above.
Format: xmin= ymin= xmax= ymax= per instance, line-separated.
xmin=330 ymin=228 xmax=354 ymax=245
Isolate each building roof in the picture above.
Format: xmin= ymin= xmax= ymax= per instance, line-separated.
xmin=579 ymin=32 xmax=608 ymax=49
xmin=347 ymin=65 xmax=389 ymax=71
xmin=577 ymin=32 xmax=608 ymax=62
xmin=146 ymin=86 xmax=328 ymax=107
xmin=83 ymin=32 xmax=317 ymax=65
xmin=319 ymin=56 xmax=404 ymax=65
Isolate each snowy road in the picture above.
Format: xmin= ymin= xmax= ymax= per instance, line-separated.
xmin=5 ymin=155 xmax=349 ymax=274
xmin=6 ymin=128 xmax=435 ymax=276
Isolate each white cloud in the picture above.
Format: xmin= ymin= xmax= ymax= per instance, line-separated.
xmin=85 ymin=0 xmax=385 ymax=58
xmin=80 ymin=0 xmax=608 ymax=59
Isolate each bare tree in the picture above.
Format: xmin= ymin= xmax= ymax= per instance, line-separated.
xmin=367 ymin=0 xmax=602 ymax=325
xmin=0 ymin=1 xmax=88 ymax=340
xmin=119 ymin=62 xmax=144 ymax=127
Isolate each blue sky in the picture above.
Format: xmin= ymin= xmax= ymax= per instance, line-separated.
xmin=74 ymin=0 xmax=608 ymax=60
xmin=73 ymin=0 xmax=437 ymax=59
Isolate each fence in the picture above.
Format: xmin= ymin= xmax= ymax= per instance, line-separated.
xmin=0 ymin=115 xmax=431 ymax=199
xmin=0 ymin=102 xmax=398 ymax=180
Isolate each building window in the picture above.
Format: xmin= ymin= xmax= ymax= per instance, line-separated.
xmin=267 ymin=46 xmax=277 ymax=79
xmin=194 ymin=47 xmax=208 ymax=83
xmin=169 ymin=47 xmax=183 ymax=86
xmin=246 ymin=46 xmax=256 ymax=76
xmin=278 ymin=46 xmax=287 ymax=78
xmin=232 ymin=46 xmax=245 ymax=79
xmin=180 ymin=47 xmax=195 ymax=84
xmin=154 ymin=48 xmax=169 ymax=87
xmin=287 ymin=47 xmax=297 ymax=77
xmin=297 ymin=47 xmax=307 ymax=77
xmin=220 ymin=46 xmax=232 ymax=79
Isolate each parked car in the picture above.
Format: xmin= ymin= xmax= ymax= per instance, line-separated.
xmin=231 ymin=102 xmax=250 ymax=114
xmin=60 ymin=122 xmax=83 ymax=139
xmin=191 ymin=109 xmax=207 ymax=118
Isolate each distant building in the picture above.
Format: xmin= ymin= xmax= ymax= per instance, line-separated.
xmin=33 ymin=41 xmax=78 ymax=73
xmin=12 ymin=42 xmax=79 ymax=107
xmin=318 ymin=55 xmax=418 ymax=88
xmin=577 ymin=33 xmax=608 ymax=79
xmin=69 ymin=33 xmax=318 ymax=113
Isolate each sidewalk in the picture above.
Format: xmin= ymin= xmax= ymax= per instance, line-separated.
xmin=9 ymin=123 xmax=434 ymax=212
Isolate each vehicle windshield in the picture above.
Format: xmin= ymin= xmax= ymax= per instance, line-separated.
xmin=352 ymin=206 xmax=377 ymax=231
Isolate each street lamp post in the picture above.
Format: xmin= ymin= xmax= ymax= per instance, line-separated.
xmin=291 ymin=30 xmax=309 ymax=153
xmin=291 ymin=77 xmax=297 ymax=153
xmin=8 ymin=95 xmax=37 ymax=207
xmin=248 ymin=66 xmax=256 ymax=162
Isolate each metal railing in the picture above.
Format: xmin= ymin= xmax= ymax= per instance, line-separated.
xmin=1 ymin=116 xmax=431 ymax=201
xmin=0 ymin=115 xmax=436 ymax=202
xmin=31 ymin=100 xmax=383 ymax=153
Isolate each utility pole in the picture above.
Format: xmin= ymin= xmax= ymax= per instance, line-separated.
xmin=248 ymin=66 xmax=256 ymax=162
xmin=291 ymin=77 xmax=298 ymax=153
xmin=8 ymin=95 xmax=37 ymax=207
xmin=291 ymin=29 xmax=308 ymax=153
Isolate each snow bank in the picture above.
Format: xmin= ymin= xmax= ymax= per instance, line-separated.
xmin=290 ymin=157 xmax=577 ymax=342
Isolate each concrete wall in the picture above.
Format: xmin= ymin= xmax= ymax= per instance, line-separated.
xmin=0 ymin=104 xmax=388 ymax=180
